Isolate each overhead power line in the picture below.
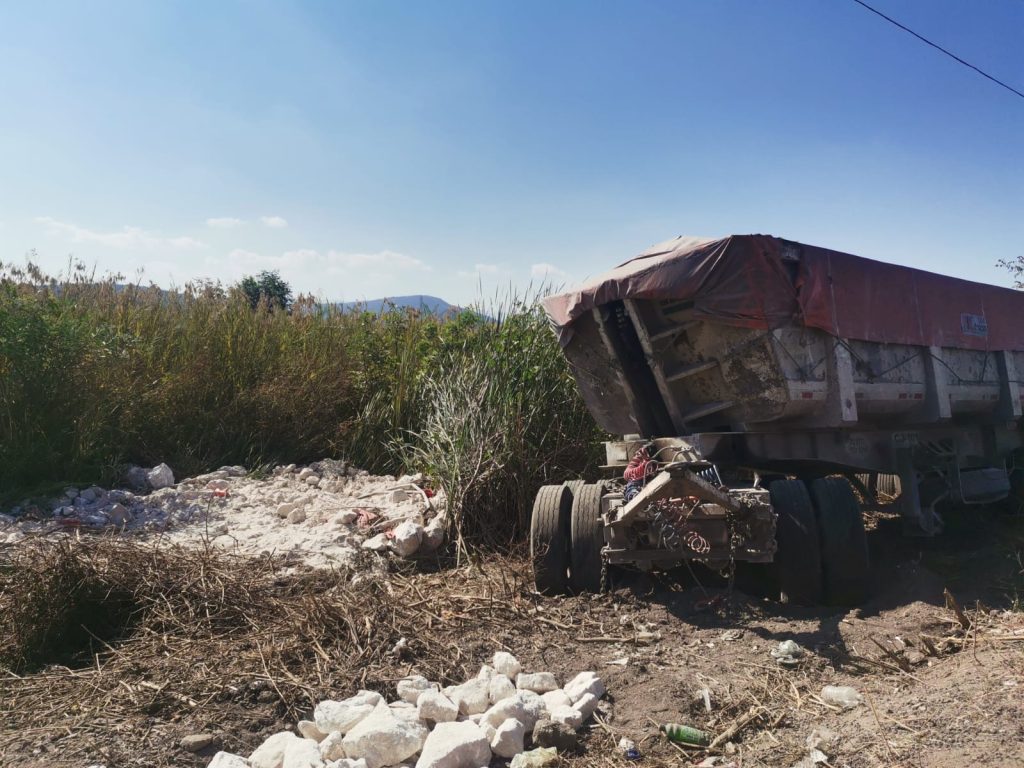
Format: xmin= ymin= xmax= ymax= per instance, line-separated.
xmin=850 ymin=0 xmax=1024 ymax=101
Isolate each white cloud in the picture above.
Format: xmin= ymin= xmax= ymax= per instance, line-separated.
xmin=457 ymin=262 xmax=505 ymax=278
xmin=206 ymin=217 xmax=243 ymax=228
xmin=530 ymin=262 xmax=570 ymax=281
xmin=291 ymin=249 xmax=428 ymax=271
xmin=260 ymin=215 xmax=288 ymax=228
xmin=215 ymin=248 xmax=429 ymax=280
xmin=34 ymin=216 xmax=208 ymax=250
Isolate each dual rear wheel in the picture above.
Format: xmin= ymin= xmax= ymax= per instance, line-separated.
xmin=529 ymin=481 xmax=604 ymax=595
xmin=531 ymin=476 xmax=870 ymax=605
xmin=770 ymin=477 xmax=870 ymax=606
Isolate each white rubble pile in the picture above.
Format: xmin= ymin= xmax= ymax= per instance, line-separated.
xmin=0 ymin=460 xmax=448 ymax=568
xmin=206 ymin=652 xmax=606 ymax=768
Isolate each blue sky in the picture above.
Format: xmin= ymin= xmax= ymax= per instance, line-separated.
xmin=1 ymin=0 xmax=1021 ymax=304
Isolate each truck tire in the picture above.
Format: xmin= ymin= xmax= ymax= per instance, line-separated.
xmin=563 ymin=479 xmax=585 ymax=499
xmin=874 ymin=473 xmax=902 ymax=499
xmin=570 ymin=483 xmax=605 ymax=593
xmin=808 ymin=477 xmax=870 ymax=606
xmin=769 ymin=479 xmax=823 ymax=605
xmin=530 ymin=485 xmax=573 ymax=595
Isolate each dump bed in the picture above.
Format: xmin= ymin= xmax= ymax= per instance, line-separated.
xmin=543 ymin=235 xmax=1024 ymax=437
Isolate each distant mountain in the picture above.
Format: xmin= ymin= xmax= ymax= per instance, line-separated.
xmin=336 ymin=295 xmax=458 ymax=314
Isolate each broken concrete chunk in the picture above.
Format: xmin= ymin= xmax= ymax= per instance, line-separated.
xmin=491 ymin=652 xmax=521 ymax=679
xmin=488 ymin=675 xmax=516 ymax=704
xmin=297 ymin=721 xmax=328 ymax=743
xmin=414 ymin=720 xmax=491 ymax=768
xmin=250 ymin=731 xmax=300 ymax=768
xmin=446 ymin=678 xmax=490 ymax=716
xmin=490 ymin=718 xmax=526 ymax=759
xmin=318 ymin=731 xmax=346 ymax=761
xmin=341 ymin=701 xmax=427 ymax=768
xmin=417 ymin=690 xmax=459 ymax=723
xmin=313 ymin=691 xmax=384 ymax=736
xmin=563 ymin=671 xmax=605 ymax=703
xmin=515 ymin=672 xmax=558 ymax=694
xmin=207 ymin=752 xmax=252 ymax=768
xmin=397 ymin=675 xmax=433 ymax=704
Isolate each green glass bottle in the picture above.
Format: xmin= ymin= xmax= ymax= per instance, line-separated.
xmin=660 ymin=723 xmax=711 ymax=746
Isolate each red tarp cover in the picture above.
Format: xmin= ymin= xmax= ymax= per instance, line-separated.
xmin=543 ymin=234 xmax=1024 ymax=352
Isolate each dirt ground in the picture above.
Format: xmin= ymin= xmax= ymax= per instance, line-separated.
xmin=1 ymin=504 xmax=1022 ymax=768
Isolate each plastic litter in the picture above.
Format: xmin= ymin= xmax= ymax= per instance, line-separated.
xmin=618 ymin=737 xmax=641 ymax=760
xmin=660 ymin=723 xmax=710 ymax=746
xmin=771 ymin=639 xmax=805 ymax=666
xmin=820 ymin=685 xmax=862 ymax=709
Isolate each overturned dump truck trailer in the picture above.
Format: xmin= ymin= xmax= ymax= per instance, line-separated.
xmin=532 ymin=234 xmax=1024 ymax=604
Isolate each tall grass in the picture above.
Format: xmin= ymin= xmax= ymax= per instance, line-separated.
xmin=0 ymin=260 xmax=604 ymax=544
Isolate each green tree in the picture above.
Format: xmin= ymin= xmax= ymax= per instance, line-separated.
xmin=238 ymin=270 xmax=292 ymax=311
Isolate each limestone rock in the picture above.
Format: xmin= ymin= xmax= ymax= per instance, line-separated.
xmin=388 ymin=701 xmax=424 ymax=723
xmin=207 ymin=752 xmax=251 ymax=768
xmin=341 ymin=701 xmax=427 ymax=768
xmin=490 ymin=718 xmax=526 ymax=759
xmin=250 ymin=731 xmax=300 ymax=768
xmin=420 ymin=515 xmax=445 ymax=552
xmin=476 ymin=664 xmax=496 ymax=680
xmin=492 ymin=652 xmax=521 ymax=679
xmin=548 ymin=705 xmax=583 ymax=729
xmin=318 ymin=731 xmax=346 ymax=761
xmin=488 ymin=675 xmax=516 ymax=704
xmin=572 ymin=692 xmax=599 ymax=721
xmin=287 ymin=508 xmax=307 ymax=524
xmin=446 ymin=678 xmax=490 ymax=716
xmin=282 ymin=737 xmax=325 ymax=768
xmin=396 ymin=675 xmax=433 ymax=704
xmin=563 ymin=671 xmax=604 ymax=703
xmin=414 ymin=720 xmax=491 ymax=768
xmin=481 ymin=693 xmax=544 ymax=731
xmin=516 ymin=672 xmax=558 ymax=694
xmin=297 ymin=721 xmax=328 ymax=743
xmin=540 ymin=690 xmax=571 ymax=711
xmin=147 ymin=463 xmax=175 ymax=490
xmin=417 ymin=690 xmax=459 ymax=723
xmin=314 ymin=691 xmax=384 ymax=735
